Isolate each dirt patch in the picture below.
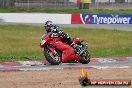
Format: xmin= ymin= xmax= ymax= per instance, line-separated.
xmin=0 ymin=68 xmax=132 ymax=88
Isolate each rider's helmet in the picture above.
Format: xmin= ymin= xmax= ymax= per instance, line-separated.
xmin=44 ymin=21 xmax=54 ymax=32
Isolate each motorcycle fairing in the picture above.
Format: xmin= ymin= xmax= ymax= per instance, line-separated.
xmin=53 ymin=41 xmax=81 ymax=63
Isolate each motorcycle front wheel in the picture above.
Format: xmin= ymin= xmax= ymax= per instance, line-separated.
xmin=44 ymin=45 xmax=62 ymax=65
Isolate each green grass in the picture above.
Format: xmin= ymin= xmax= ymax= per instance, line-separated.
xmin=0 ymin=25 xmax=44 ymax=61
xmin=1 ymin=8 xmax=132 ymax=14
xmin=0 ymin=24 xmax=132 ymax=62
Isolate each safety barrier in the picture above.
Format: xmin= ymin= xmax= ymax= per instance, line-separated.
xmin=0 ymin=13 xmax=71 ymax=24
xmin=0 ymin=13 xmax=132 ymax=24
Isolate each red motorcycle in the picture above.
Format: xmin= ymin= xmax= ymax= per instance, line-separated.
xmin=40 ymin=32 xmax=90 ymax=65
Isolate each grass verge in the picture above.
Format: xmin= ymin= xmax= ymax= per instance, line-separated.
xmin=1 ymin=8 xmax=132 ymax=14
xmin=0 ymin=24 xmax=132 ymax=62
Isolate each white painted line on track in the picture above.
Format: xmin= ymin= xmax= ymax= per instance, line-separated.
xmin=92 ymin=66 xmax=131 ymax=70
xmin=19 ymin=61 xmax=43 ymax=66
xmin=97 ymin=59 xmax=117 ymax=63
xmin=0 ymin=65 xmax=4 ymax=68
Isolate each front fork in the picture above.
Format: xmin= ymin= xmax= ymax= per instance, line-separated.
xmin=48 ymin=47 xmax=58 ymax=56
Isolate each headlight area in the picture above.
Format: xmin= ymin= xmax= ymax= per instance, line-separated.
xmin=40 ymin=40 xmax=46 ymax=46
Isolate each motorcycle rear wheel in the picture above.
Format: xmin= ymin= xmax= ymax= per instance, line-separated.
xmin=44 ymin=45 xmax=62 ymax=65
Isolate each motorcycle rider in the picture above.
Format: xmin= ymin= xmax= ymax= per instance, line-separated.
xmin=44 ymin=21 xmax=81 ymax=54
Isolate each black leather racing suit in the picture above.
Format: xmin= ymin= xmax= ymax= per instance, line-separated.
xmin=49 ymin=25 xmax=73 ymax=45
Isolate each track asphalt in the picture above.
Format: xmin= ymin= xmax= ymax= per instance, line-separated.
xmin=0 ymin=57 xmax=132 ymax=72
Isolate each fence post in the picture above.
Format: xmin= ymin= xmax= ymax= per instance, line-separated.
xmin=27 ymin=0 xmax=29 ymax=9
xmin=41 ymin=0 xmax=43 ymax=8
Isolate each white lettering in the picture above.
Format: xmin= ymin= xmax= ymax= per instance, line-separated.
xmin=92 ymin=15 xmax=131 ymax=24
xmin=103 ymin=17 xmax=107 ymax=23
xmin=113 ymin=17 xmax=117 ymax=24
xmin=117 ymin=17 xmax=123 ymax=24
xmin=93 ymin=15 xmax=97 ymax=24
xmin=122 ymin=17 xmax=127 ymax=24
xmin=127 ymin=18 xmax=131 ymax=23
xmin=107 ymin=17 xmax=111 ymax=24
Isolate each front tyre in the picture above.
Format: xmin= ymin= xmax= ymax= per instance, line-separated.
xmin=44 ymin=45 xmax=62 ymax=65
xmin=80 ymin=50 xmax=90 ymax=64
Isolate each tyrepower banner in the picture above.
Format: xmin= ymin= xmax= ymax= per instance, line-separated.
xmin=71 ymin=14 xmax=132 ymax=24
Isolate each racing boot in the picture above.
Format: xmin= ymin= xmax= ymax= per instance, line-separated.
xmin=71 ymin=43 xmax=81 ymax=55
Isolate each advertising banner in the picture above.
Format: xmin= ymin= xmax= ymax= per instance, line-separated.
xmin=71 ymin=14 xmax=132 ymax=24
xmin=0 ymin=13 xmax=71 ymax=24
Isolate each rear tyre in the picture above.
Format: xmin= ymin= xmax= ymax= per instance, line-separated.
xmin=44 ymin=45 xmax=62 ymax=65
xmin=80 ymin=50 xmax=90 ymax=64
